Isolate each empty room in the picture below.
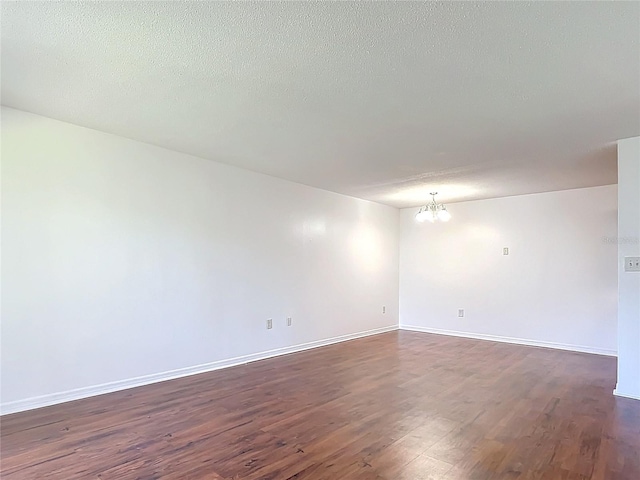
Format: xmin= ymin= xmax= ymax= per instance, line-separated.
xmin=1 ymin=2 xmax=639 ymax=479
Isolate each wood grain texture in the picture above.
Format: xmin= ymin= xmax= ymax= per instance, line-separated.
xmin=1 ymin=331 xmax=639 ymax=479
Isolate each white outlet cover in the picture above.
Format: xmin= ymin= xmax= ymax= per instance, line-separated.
xmin=625 ymin=257 xmax=640 ymax=272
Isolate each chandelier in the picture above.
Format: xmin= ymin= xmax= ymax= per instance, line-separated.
xmin=415 ymin=192 xmax=451 ymax=223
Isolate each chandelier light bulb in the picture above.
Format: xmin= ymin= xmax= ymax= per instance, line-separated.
xmin=437 ymin=207 xmax=451 ymax=222
xmin=425 ymin=209 xmax=436 ymax=222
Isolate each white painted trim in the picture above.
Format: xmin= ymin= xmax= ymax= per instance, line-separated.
xmin=0 ymin=325 xmax=398 ymax=416
xmin=400 ymin=324 xmax=617 ymax=357
xmin=613 ymin=388 xmax=640 ymax=401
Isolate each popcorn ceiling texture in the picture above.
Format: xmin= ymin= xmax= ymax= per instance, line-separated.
xmin=1 ymin=1 xmax=638 ymax=207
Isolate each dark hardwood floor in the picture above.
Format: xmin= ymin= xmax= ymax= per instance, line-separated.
xmin=1 ymin=330 xmax=639 ymax=479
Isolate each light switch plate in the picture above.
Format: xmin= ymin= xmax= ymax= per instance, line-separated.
xmin=624 ymin=257 xmax=640 ymax=272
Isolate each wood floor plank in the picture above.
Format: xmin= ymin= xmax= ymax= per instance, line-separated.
xmin=1 ymin=331 xmax=638 ymax=479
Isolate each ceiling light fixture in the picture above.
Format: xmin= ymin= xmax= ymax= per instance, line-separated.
xmin=415 ymin=192 xmax=451 ymax=223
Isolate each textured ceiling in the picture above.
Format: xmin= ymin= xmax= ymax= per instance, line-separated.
xmin=2 ymin=1 xmax=639 ymax=208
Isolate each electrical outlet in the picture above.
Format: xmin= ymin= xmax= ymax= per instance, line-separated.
xmin=267 ymin=318 xmax=273 ymax=329
xmin=625 ymin=257 xmax=640 ymax=272
xmin=458 ymin=309 xmax=464 ymax=318
xmin=382 ymin=306 xmax=386 ymax=314
xmin=286 ymin=317 xmax=292 ymax=326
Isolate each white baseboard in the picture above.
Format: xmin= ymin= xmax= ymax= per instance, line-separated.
xmin=613 ymin=388 xmax=640 ymax=401
xmin=400 ymin=324 xmax=617 ymax=357
xmin=0 ymin=325 xmax=398 ymax=416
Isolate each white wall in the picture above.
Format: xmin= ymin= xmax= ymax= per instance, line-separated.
xmin=0 ymin=107 xmax=399 ymax=412
xmin=399 ymin=186 xmax=618 ymax=355
xmin=616 ymin=136 xmax=640 ymax=400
